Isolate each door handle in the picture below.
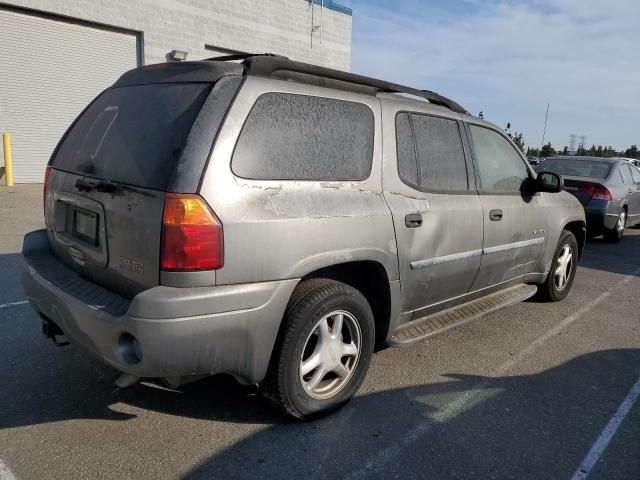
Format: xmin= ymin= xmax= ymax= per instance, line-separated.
xmin=405 ymin=213 xmax=423 ymax=228
xmin=489 ymin=209 xmax=503 ymax=221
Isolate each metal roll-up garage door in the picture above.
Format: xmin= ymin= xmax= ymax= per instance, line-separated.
xmin=0 ymin=7 xmax=140 ymax=183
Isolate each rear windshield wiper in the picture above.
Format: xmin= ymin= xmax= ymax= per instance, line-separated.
xmin=75 ymin=178 xmax=123 ymax=194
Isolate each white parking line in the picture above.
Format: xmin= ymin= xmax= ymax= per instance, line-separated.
xmin=348 ymin=268 xmax=640 ymax=479
xmin=570 ymin=375 xmax=640 ymax=480
xmin=0 ymin=300 xmax=28 ymax=310
xmin=0 ymin=459 xmax=16 ymax=480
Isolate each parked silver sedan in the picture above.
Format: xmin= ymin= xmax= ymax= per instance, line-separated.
xmin=539 ymin=156 xmax=640 ymax=242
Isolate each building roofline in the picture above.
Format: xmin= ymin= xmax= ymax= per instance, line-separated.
xmin=308 ymin=0 xmax=352 ymax=16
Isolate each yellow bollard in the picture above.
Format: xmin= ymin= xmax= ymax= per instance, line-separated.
xmin=2 ymin=133 xmax=13 ymax=187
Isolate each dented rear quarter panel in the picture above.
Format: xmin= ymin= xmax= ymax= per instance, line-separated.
xmin=198 ymin=77 xmax=399 ymax=286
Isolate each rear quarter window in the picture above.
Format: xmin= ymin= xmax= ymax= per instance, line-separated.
xmin=231 ymin=93 xmax=374 ymax=180
xmin=395 ymin=112 xmax=468 ymax=191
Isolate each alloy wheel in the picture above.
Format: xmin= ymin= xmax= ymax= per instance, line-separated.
xmin=554 ymin=244 xmax=574 ymax=291
xmin=299 ymin=310 xmax=362 ymax=400
xmin=617 ymin=211 xmax=626 ymax=232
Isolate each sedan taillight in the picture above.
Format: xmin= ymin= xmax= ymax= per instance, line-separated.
xmin=578 ymin=184 xmax=612 ymax=201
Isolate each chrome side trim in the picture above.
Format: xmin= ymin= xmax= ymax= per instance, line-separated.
xmin=410 ymin=249 xmax=483 ymax=270
xmin=483 ymin=237 xmax=545 ymax=255
xmin=410 ymin=237 xmax=546 ymax=270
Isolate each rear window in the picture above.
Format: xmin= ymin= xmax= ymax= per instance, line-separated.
xmin=541 ymin=159 xmax=612 ymax=179
xmin=53 ymin=83 xmax=212 ymax=190
xmin=232 ymin=93 xmax=374 ymax=180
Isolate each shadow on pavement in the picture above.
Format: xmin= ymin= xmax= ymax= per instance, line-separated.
xmin=2 ymin=314 xmax=639 ymax=480
xmin=180 ymin=348 xmax=640 ymax=479
xmin=579 ymin=229 xmax=640 ymax=277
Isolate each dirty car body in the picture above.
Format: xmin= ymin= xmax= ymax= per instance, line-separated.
xmin=21 ymin=56 xmax=585 ymax=418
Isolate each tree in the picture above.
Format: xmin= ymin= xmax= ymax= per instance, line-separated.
xmin=624 ymin=145 xmax=639 ymax=159
xmin=576 ymin=145 xmax=587 ymax=156
xmin=526 ymin=147 xmax=540 ymax=157
xmin=504 ymin=122 xmax=524 ymax=153
xmin=540 ymin=142 xmax=556 ymax=157
xmin=587 ymin=144 xmax=597 ymax=156
xmin=512 ymin=132 xmax=525 ymax=153
xmin=561 ymin=146 xmax=570 ymax=156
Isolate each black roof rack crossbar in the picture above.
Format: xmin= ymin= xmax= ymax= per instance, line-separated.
xmin=238 ymin=55 xmax=468 ymax=114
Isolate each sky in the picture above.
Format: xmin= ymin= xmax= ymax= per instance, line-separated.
xmin=348 ymin=0 xmax=640 ymax=151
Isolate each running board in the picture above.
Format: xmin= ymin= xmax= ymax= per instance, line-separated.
xmin=390 ymin=283 xmax=538 ymax=347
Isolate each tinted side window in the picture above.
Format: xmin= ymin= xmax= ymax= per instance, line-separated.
xmin=630 ymin=165 xmax=640 ymax=184
xmin=232 ymin=93 xmax=374 ymax=180
xmin=411 ymin=114 xmax=468 ymax=191
xmin=620 ymin=165 xmax=634 ymax=185
xmin=395 ymin=113 xmax=418 ymax=186
xmin=469 ymin=125 xmax=529 ymax=193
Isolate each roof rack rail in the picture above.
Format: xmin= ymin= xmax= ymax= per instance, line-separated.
xmin=203 ymin=54 xmax=467 ymax=113
xmin=240 ymin=55 xmax=468 ymax=114
xmin=203 ymin=52 xmax=288 ymax=62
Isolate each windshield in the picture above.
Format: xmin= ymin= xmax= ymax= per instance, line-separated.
xmin=53 ymin=82 xmax=213 ymax=191
xmin=541 ymin=159 xmax=612 ymax=179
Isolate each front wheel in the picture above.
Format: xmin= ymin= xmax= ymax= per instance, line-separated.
xmin=261 ymin=279 xmax=375 ymax=420
xmin=537 ymin=230 xmax=578 ymax=302
xmin=603 ymin=210 xmax=626 ymax=243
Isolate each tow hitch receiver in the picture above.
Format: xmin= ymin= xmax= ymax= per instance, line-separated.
xmin=41 ymin=316 xmax=69 ymax=347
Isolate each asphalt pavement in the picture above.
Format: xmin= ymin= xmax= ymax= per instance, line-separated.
xmin=1 ymin=185 xmax=638 ymax=480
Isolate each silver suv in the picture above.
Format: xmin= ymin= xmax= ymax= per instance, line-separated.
xmin=21 ymin=55 xmax=585 ymax=419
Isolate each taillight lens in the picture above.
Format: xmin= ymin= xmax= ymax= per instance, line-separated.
xmin=161 ymin=194 xmax=223 ymax=271
xmin=43 ymin=166 xmax=52 ymax=215
xmin=578 ymin=184 xmax=612 ymax=201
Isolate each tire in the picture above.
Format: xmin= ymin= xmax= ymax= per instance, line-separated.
xmin=261 ymin=279 xmax=375 ymax=420
xmin=537 ymin=230 xmax=578 ymax=302
xmin=603 ymin=210 xmax=626 ymax=243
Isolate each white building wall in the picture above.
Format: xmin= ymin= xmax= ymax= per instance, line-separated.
xmin=2 ymin=0 xmax=352 ymax=70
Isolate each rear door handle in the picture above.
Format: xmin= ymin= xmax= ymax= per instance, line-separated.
xmin=489 ymin=209 xmax=503 ymax=221
xmin=405 ymin=213 xmax=423 ymax=228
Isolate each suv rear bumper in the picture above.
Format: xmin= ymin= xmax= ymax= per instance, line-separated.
xmin=21 ymin=230 xmax=298 ymax=384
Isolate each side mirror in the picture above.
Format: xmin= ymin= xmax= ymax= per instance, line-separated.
xmin=535 ymin=171 xmax=563 ymax=193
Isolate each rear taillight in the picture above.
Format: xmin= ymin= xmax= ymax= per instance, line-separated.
xmin=43 ymin=166 xmax=52 ymax=215
xmin=161 ymin=194 xmax=223 ymax=271
xmin=578 ymin=184 xmax=612 ymax=201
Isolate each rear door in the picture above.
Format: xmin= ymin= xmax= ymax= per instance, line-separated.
xmin=45 ymin=81 xmax=216 ymax=298
xmin=382 ymin=101 xmax=483 ymax=315
xmin=623 ymin=164 xmax=640 ymax=221
xmin=466 ymin=124 xmax=549 ymax=290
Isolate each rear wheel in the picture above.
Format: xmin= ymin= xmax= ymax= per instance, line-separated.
xmin=603 ymin=210 xmax=626 ymax=243
xmin=261 ymin=279 xmax=375 ymax=420
xmin=537 ymin=230 xmax=578 ymax=302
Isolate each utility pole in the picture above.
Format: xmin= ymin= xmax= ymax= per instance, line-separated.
xmin=541 ymin=103 xmax=550 ymax=149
